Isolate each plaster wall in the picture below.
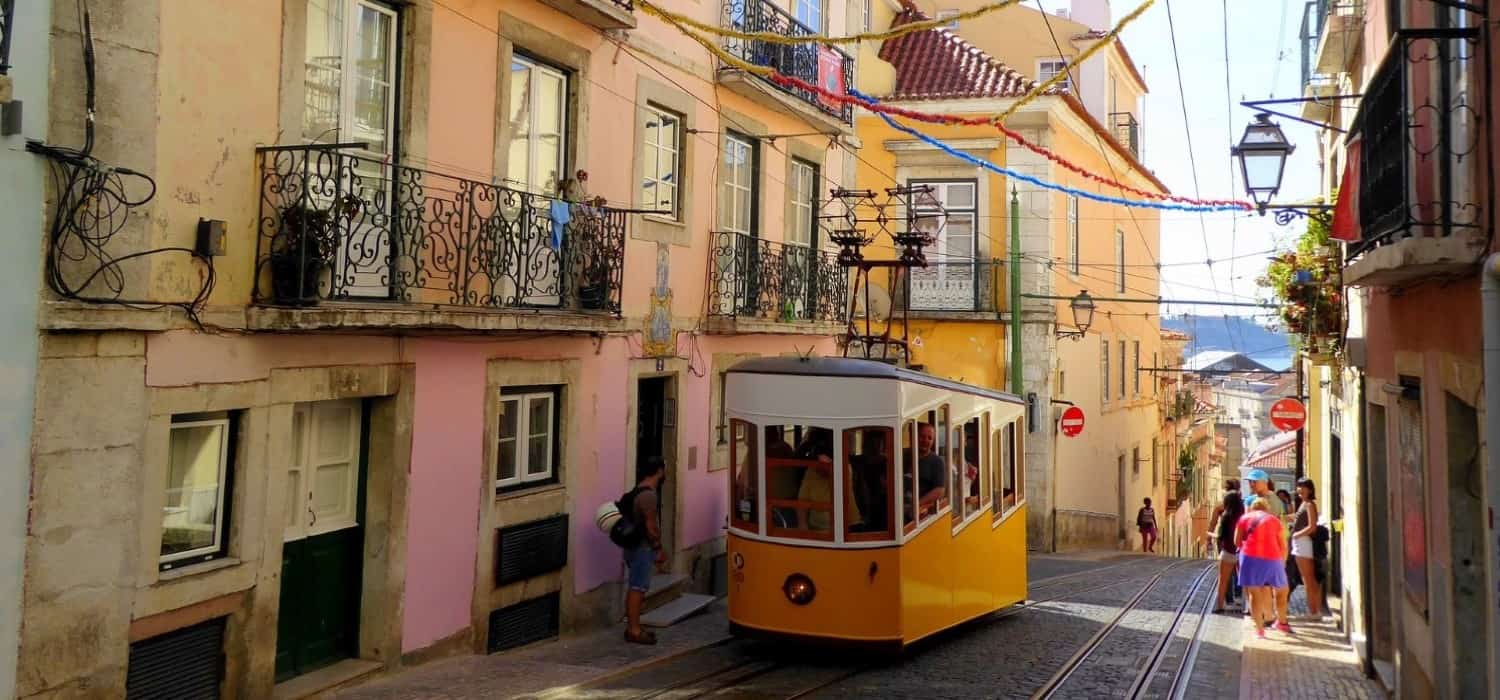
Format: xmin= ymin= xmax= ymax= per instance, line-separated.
xmin=0 ymin=0 xmax=50 ymax=695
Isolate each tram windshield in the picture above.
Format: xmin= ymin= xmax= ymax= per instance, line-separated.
xmin=764 ymin=424 xmax=836 ymax=541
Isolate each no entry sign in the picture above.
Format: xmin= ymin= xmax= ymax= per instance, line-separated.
xmin=1059 ymin=405 xmax=1086 ymax=437
xmin=1270 ymin=398 xmax=1307 ymax=432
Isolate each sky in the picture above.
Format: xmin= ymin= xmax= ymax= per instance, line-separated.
xmin=1070 ymin=0 xmax=1325 ymax=331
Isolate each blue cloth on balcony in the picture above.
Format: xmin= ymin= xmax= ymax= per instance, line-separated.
xmin=548 ymin=200 xmax=571 ymax=250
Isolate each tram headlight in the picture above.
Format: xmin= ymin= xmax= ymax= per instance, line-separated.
xmin=782 ymin=573 xmax=816 ymax=605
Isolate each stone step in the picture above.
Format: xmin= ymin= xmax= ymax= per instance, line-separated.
xmin=640 ymin=593 xmax=717 ymax=628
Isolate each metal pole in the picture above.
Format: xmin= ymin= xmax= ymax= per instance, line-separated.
xmin=1295 ymin=356 xmax=1305 ymax=483
xmin=1009 ymin=187 xmax=1022 ymax=396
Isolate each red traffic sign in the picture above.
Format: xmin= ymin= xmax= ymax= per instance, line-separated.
xmin=1270 ymin=398 xmax=1307 ymax=432
xmin=1059 ymin=405 xmax=1086 ymax=438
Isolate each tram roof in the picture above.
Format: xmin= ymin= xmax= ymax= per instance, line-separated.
xmin=726 ymin=356 xmax=1023 ymax=404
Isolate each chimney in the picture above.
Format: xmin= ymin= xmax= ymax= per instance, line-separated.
xmin=1069 ymin=0 xmax=1111 ymax=31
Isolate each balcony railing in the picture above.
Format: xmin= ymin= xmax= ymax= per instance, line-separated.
xmin=254 ymin=144 xmax=625 ymax=314
xmin=720 ymin=0 xmax=854 ymax=124
xmin=1110 ymin=112 xmax=1140 ymax=158
xmin=1349 ymin=28 xmax=1481 ymax=260
xmin=707 ymin=231 xmax=847 ymax=324
xmin=901 ymin=260 xmax=1003 ymax=313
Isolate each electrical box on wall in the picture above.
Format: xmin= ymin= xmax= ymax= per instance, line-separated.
xmin=195 ymin=218 xmax=226 ymax=257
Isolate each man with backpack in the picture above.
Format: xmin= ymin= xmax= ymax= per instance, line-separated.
xmin=614 ymin=457 xmax=667 ymax=645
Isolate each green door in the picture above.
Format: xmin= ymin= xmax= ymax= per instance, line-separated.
xmin=276 ymin=399 xmax=368 ymax=682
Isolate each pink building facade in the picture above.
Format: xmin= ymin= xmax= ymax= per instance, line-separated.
xmin=13 ymin=0 xmax=856 ymax=697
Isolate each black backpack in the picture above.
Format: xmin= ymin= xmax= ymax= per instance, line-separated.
xmin=1311 ymin=524 xmax=1331 ymax=559
xmin=609 ymin=486 xmax=647 ymax=549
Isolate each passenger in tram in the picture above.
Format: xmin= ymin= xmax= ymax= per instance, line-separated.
xmin=795 ymin=429 xmax=848 ymax=532
xmin=915 ymin=422 xmax=947 ymax=517
xmin=962 ymin=424 xmax=981 ymax=508
xmin=765 ymin=426 xmax=802 ymax=530
xmin=849 ymin=430 xmax=891 ymax=533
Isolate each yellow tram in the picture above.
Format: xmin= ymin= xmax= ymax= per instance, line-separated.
xmin=724 ymin=357 xmax=1028 ymax=650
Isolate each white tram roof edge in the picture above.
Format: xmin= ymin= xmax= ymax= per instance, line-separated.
xmin=725 ymin=357 xmax=1024 ymax=424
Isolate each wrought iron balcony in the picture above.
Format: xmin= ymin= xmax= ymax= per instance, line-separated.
xmin=254 ymin=144 xmax=625 ymax=316
xmin=707 ymin=231 xmax=847 ymax=326
xmin=1345 ymin=28 xmax=1484 ymax=285
xmin=1110 ymin=112 xmax=1140 ymax=159
xmin=720 ymin=0 xmax=854 ymax=124
xmin=900 ymin=259 xmax=1004 ymax=314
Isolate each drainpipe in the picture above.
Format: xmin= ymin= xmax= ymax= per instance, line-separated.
xmin=1009 ymin=187 xmax=1023 ymax=396
xmin=1482 ymin=253 xmax=1500 ymax=687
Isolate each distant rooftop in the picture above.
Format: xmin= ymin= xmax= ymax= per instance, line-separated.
xmin=1184 ymin=350 xmax=1276 ymax=374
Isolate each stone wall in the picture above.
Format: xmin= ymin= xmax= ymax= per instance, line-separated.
xmin=1054 ymin=509 xmax=1122 ymax=552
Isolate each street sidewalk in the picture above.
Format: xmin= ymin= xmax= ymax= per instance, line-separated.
xmin=332 ymin=601 xmax=731 ymax=700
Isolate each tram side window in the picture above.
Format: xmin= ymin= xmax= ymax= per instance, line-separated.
xmin=950 ymin=425 xmax=965 ymax=525
xmin=980 ymin=412 xmax=992 ymax=513
xmin=845 ymin=426 xmax=895 ymax=540
xmin=764 ymin=424 xmax=835 ymax=541
xmin=1011 ymin=417 xmax=1025 ymax=506
xmin=730 ymin=419 xmax=758 ymax=531
xmin=998 ymin=420 xmax=1019 ymax=515
xmin=959 ymin=415 xmax=983 ymax=517
xmin=902 ymin=408 xmax=949 ymax=533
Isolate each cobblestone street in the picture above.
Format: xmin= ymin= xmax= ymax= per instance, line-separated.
xmin=334 ymin=552 xmax=1386 ymax=699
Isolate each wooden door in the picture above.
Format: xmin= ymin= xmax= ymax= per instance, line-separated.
xmin=276 ymin=399 xmax=367 ymax=681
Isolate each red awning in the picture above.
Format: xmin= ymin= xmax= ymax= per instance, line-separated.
xmin=1330 ymin=136 xmax=1361 ymax=242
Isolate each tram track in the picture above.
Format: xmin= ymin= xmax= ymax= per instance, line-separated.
xmin=542 ymin=557 xmax=1197 ymax=700
xmin=1030 ymin=560 xmax=1217 ymax=700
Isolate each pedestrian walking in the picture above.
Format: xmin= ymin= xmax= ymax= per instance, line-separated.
xmin=1136 ymin=498 xmax=1158 ymax=553
xmin=1290 ymin=477 xmax=1324 ymax=618
xmin=614 ymin=457 xmax=667 ymax=645
xmin=1234 ymin=496 xmax=1291 ymax=639
xmin=1243 ymin=469 xmax=1291 ymax=629
xmin=1213 ymin=486 xmax=1245 ymax=613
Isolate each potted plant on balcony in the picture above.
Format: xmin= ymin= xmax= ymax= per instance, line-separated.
xmin=1259 ymin=207 xmax=1343 ymax=359
xmin=268 ymin=199 xmax=347 ymax=306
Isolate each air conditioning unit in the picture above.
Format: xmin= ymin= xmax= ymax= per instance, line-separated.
xmin=1055 ymin=8 xmax=1069 ymax=18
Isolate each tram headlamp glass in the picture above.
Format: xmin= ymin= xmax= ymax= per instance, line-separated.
xmin=782 ymin=574 xmax=816 ymax=605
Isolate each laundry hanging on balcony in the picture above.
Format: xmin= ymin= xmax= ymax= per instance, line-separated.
xmin=1330 ymin=135 xmax=1361 ymax=242
xmin=549 ymin=199 xmax=571 ymax=250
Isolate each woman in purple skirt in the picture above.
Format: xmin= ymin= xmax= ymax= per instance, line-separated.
xmin=1234 ymin=496 xmax=1290 ymax=638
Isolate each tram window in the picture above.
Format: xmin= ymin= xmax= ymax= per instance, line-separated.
xmin=730 ymin=419 xmax=758 ymax=532
xmin=951 ymin=425 xmax=965 ymax=525
xmin=980 ymin=412 xmax=992 ymax=513
xmin=764 ymin=424 xmax=835 ymax=541
xmin=959 ymin=416 xmax=982 ymax=518
xmin=1012 ymin=417 xmax=1025 ymax=505
xmin=903 ymin=409 xmax=949 ymax=532
xmin=998 ymin=420 xmax=1021 ymax=515
xmin=845 ymin=426 xmax=895 ymax=541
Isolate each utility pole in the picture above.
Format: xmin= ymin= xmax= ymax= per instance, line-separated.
xmin=1009 ymin=187 xmax=1022 ymax=396
xmin=1294 ymin=356 xmax=1305 ymax=483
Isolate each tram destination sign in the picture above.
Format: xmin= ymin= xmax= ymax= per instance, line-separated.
xmin=1270 ymin=398 xmax=1306 ymax=432
xmin=1059 ymin=405 xmax=1085 ymax=437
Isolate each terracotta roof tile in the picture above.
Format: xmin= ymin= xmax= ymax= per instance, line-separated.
xmin=878 ymin=8 xmax=1058 ymax=101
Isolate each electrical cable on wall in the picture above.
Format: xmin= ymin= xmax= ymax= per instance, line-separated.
xmin=28 ymin=0 xmax=214 ymax=327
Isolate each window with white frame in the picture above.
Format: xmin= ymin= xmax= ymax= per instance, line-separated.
xmin=496 ymin=387 xmax=562 ymax=490
xmin=1118 ymin=339 xmax=1127 ymax=399
xmin=507 ymin=54 xmax=569 ymax=195
xmin=862 ymin=0 xmax=872 ymax=31
xmin=1067 ymin=195 xmax=1079 ymax=276
xmin=1101 ymin=338 xmax=1110 ymax=405
xmin=1115 ymin=228 xmax=1126 ymax=292
xmin=719 ymin=132 xmax=756 ymax=235
xmin=641 ymin=103 xmax=683 ymax=219
xmin=789 ymin=159 xmax=818 ymax=247
xmin=303 ymin=0 xmax=398 ymax=157
xmin=795 ymin=0 xmax=823 ymax=31
xmin=936 ymin=9 xmax=960 ymax=29
xmin=1038 ymin=59 xmax=1073 ymax=91
xmin=161 ymin=413 xmax=236 ymax=570
xmin=1133 ymin=340 xmax=1141 ymax=396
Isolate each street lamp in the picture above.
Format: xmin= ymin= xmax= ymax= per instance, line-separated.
xmin=1057 ymin=290 xmax=1095 ymax=341
xmin=1230 ymin=114 xmax=1333 ymax=226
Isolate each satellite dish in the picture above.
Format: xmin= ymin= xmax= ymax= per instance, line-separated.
xmin=852 ymin=281 xmax=893 ymax=322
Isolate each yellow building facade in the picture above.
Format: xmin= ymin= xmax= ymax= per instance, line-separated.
xmin=856 ymin=0 xmax=1168 ymax=551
